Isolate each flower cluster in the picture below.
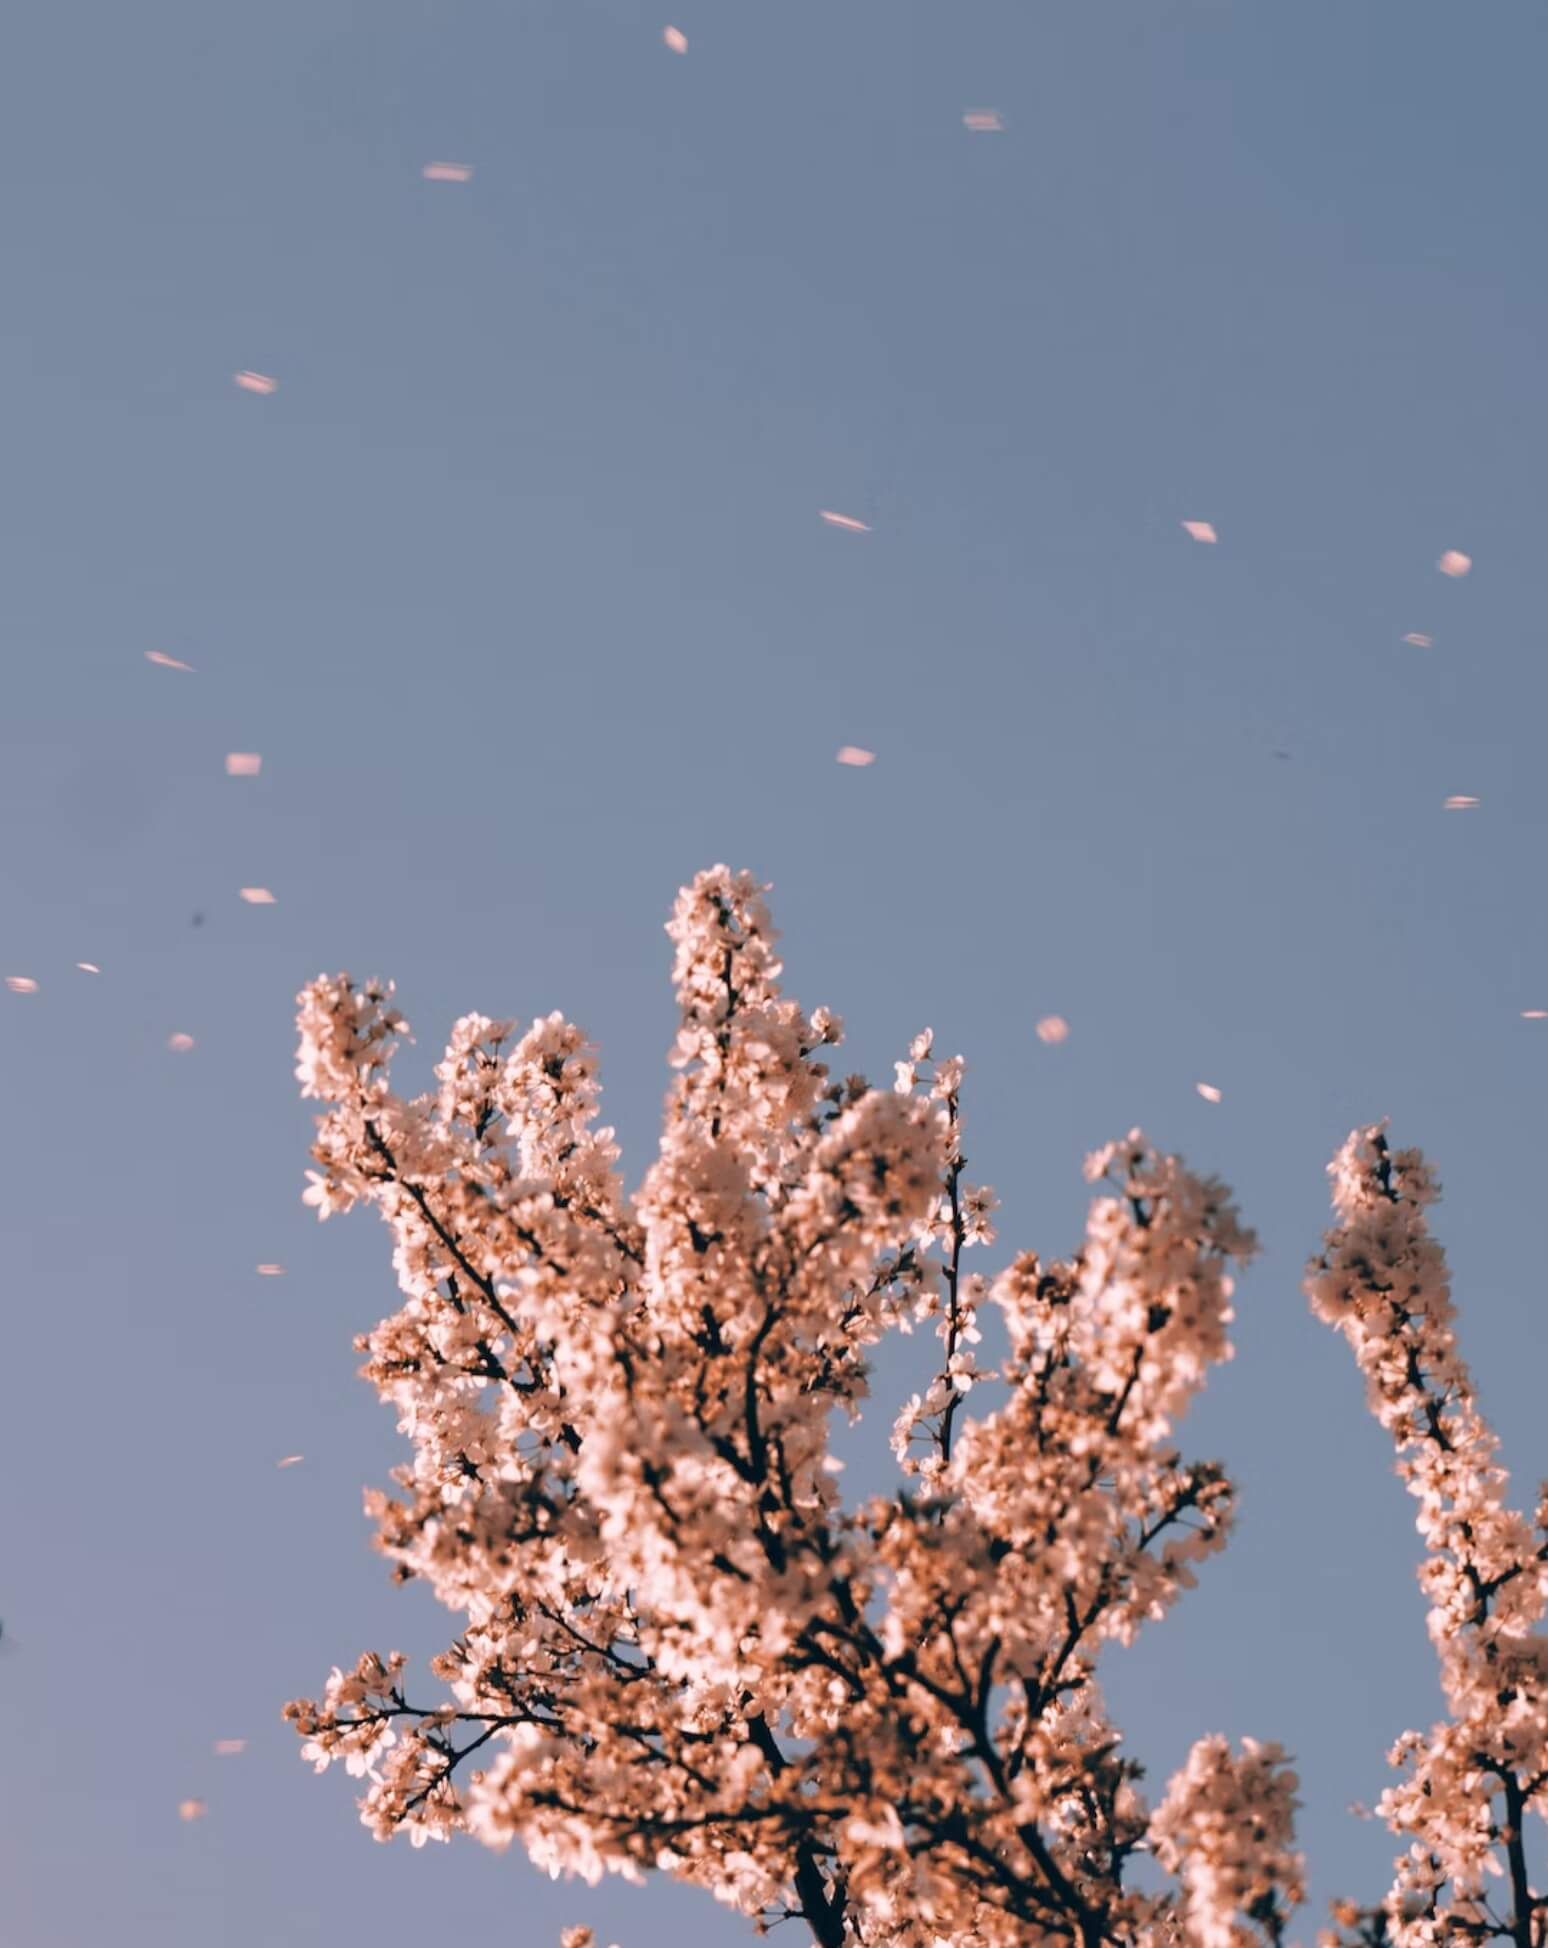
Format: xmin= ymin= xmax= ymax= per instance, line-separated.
xmin=1306 ymin=1127 xmax=1547 ymax=1948
xmin=294 ymin=868 xmax=1522 ymax=1947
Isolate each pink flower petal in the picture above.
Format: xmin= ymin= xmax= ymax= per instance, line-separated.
xmin=6 ymin=976 xmax=38 ymax=994
xmin=233 ymin=371 xmax=278 ymax=396
xmin=1196 ymin=1082 xmax=1222 ymax=1103
xmin=178 ymin=1800 xmax=207 ymax=1822
xmin=820 ymin=510 xmax=871 ymax=533
xmin=1438 ymin=550 xmax=1472 ymax=578
xmin=1181 ymin=521 xmax=1218 ymax=544
xmin=213 ymin=1740 xmax=247 ymax=1756
xmin=168 ymin=1032 xmax=196 ymax=1052
xmin=240 ymin=887 xmax=276 ymax=904
xmin=422 ymin=162 xmax=473 ymax=182
xmin=277 ymin=1454 xmax=305 ymax=1468
xmin=145 ymin=650 xmax=195 ymax=671
xmin=1443 ymin=795 xmax=1479 ymax=810
xmin=835 ymin=746 xmax=875 ymax=767
xmin=76 ymin=961 xmax=101 ymax=974
xmin=225 ymin=753 xmax=262 ymax=777
xmin=963 ymin=110 xmax=1003 ymax=132
xmin=1402 ymin=632 xmax=1434 ymax=647
xmin=1035 ymin=1015 xmax=1069 ymax=1045
xmin=663 ymin=25 xmax=688 ymax=52
xmin=256 ymin=1263 xmax=287 ymax=1277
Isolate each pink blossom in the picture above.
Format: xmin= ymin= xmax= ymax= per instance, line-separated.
xmin=284 ymin=872 xmax=1543 ymax=1948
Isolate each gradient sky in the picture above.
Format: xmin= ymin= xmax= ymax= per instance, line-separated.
xmin=4 ymin=4 xmax=1548 ymax=1944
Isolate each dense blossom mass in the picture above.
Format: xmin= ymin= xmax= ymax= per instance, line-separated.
xmin=285 ymin=868 xmax=1545 ymax=1945
xmin=1305 ymin=1131 xmax=1546 ymax=1947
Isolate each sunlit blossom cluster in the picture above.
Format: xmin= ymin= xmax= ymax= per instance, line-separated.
xmin=285 ymin=870 xmax=1541 ymax=1946
xmin=1305 ymin=1127 xmax=1547 ymax=1948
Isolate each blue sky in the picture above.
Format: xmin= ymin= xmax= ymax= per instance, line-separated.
xmin=4 ymin=4 xmax=1547 ymax=1942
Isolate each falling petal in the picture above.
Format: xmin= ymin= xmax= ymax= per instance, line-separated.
xmin=820 ymin=510 xmax=871 ymax=533
xmin=77 ymin=961 xmax=101 ymax=973
xmin=145 ymin=650 xmax=195 ymax=671
xmin=422 ymin=162 xmax=473 ymax=182
xmin=1521 ymin=1010 xmax=1548 ymax=1020
xmin=239 ymin=887 xmax=276 ymax=904
xmin=213 ymin=1740 xmax=247 ymax=1757
xmin=1443 ymin=795 xmax=1479 ymax=810
xmin=6 ymin=976 xmax=38 ymax=994
xmin=1181 ymin=521 xmax=1218 ymax=544
xmin=225 ymin=753 xmax=262 ymax=777
xmin=256 ymin=1263 xmax=287 ymax=1277
xmin=663 ymin=25 xmax=688 ymax=52
xmin=836 ymin=746 xmax=875 ymax=767
xmin=963 ymin=110 xmax=1003 ymax=132
xmin=168 ymin=1032 xmax=196 ymax=1052
xmin=1196 ymin=1082 xmax=1223 ymax=1103
xmin=1035 ymin=1015 xmax=1069 ymax=1045
xmin=234 ymin=371 xmax=278 ymax=396
xmin=277 ymin=1454 xmax=305 ymax=1468
xmin=1402 ymin=632 xmax=1434 ymax=647
xmin=178 ymin=1800 xmax=207 ymax=1822
xmin=1437 ymin=550 xmax=1472 ymax=578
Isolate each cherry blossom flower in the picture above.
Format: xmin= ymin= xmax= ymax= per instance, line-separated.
xmin=286 ymin=867 xmax=1288 ymax=1945
xmin=1306 ymin=1127 xmax=1548 ymax=1948
xmin=287 ymin=879 xmax=1544 ymax=1947
xmin=1151 ymin=1735 xmax=1304 ymax=1947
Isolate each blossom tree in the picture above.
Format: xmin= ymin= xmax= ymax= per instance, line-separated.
xmin=284 ymin=867 xmax=1544 ymax=1946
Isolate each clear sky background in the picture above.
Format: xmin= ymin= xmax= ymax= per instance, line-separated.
xmin=4 ymin=4 xmax=1547 ymax=1943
